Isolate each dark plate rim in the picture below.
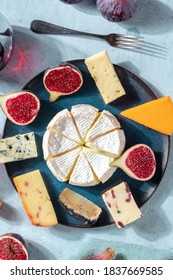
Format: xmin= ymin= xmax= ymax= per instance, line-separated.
xmin=3 ymin=60 xmax=171 ymax=228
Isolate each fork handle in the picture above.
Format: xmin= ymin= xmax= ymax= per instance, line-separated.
xmin=30 ymin=20 xmax=104 ymax=39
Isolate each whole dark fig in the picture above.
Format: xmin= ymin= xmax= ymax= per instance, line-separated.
xmin=97 ymin=0 xmax=139 ymax=22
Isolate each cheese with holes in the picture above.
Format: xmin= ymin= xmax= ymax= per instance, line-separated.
xmin=47 ymin=109 xmax=82 ymax=143
xmin=120 ymin=96 xmax=173 ymax=135
xmin=86 ymin=130 xmax=126 ymax=157
xmin=83 ymin=147 xmax=116 ymax=183
xmin=102 ymin=181 xmax=143 ymax=228
xmin=85 ymin=50 xmax=126 ymax=104
xmin=42 ymin=130 xmax=79 ymax=159
xmin=85 ymin=110 xmax=120 ymax=141
xmin=13 ymin=170 xmax=58 ymax=227
xmin=47 ymin=147 xmax=81 ymax=182
xmin=0 ymin=132 xmax=37 ymax=163
xmin=59 ymin=188 xmax=102 ymax=225
xmin=69 ymin=151 xmax=99 ymax=187
xmin=71 ymin=104 xmax=98 ymax=140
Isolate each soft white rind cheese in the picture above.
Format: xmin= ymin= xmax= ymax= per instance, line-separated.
xmin=47 ymin=147 xmax=81 ymax=182
xmin=42 ymin=130 xmax=78 ymax=159
xmin=102 ymin=181 xmax=143 ymax=228
xmin=69 ymin=151 xmax=99 ymax=187
xmin=85 ymin=110 xmax=121 ymax=141
xmin=0 ymin=132 xmax=37 ymax=163
xmin=71 ymin=104 xmax=99 ymax=140
xmin=47 ymin=109 xmax=82 ymax=143
xmin=83 ymin=147 xmax=116 ymax=183
xmin=86 ymin=130 xmax=126 ymax=157
xmin=85 ymin=50 xmax=126 ymax=104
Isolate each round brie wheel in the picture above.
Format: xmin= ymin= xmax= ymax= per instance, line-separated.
xmin=42 ymin=104 xmax=126 ymax=186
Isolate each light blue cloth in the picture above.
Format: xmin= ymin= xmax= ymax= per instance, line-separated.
xmin=71 ymin=238 xmax=173 ymax=260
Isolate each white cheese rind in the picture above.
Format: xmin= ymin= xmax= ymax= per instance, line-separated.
xmin=86 ymin=130 xmax=126 ymax=157
xmin=85 ymin=110 xmax=121 ymax=141
xmin=47 ymin=109 xmax=81 ymax=143
xmin=69 ymin=151 xmax=99 ymax=187
xmin=42 ymin=130 xmax=78 ymax=159
xmin=47 ymin=147 xmax=81 ymax=182
xmin=71 ymin=104 xmax=99 ymax=140
xmin=102 ymin=182 xmax=143 ymax=228
xmin=0 ymin=132 xmax=37 ymax=163
xmin=85 ymin=50 xmax=126 ymax=104
xmin=83 ymin=147 xmax=116 ymax=183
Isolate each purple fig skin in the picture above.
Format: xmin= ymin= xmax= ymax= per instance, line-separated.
xmin=97 ymin=0 xmax=139 ymax=22
xmin=59 ymin=0 xmax=84 ymax=4
xmin=0 ymin=233 xmax=29 ymax=260
xmin=82 ymin=248 xmax=115 ymax=260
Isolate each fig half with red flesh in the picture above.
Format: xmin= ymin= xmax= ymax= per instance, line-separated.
xmin=43 ymin=63 xmax=83 ymax=102
xmin=0 ymin=233 xmax=28 ymax=260
xmin=110 ymin=144 xmax=156 ymax=181
xmin=0 ymin=91 xmax=40 ymax=125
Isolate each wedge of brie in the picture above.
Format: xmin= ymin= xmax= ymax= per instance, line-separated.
xmin=42 ymin=130 xmax=79 ymax=159
xmin=86 ymin=130 xmax=126 ymax=157
xmin=69 ymin=151 xmax=99 ymax=187
xmin=71 ymin=104 xmax=99 ymax=140
xmin=85 ymin=110 xmax=120 ymax=141
xmin=83 ymin=147 xmax=116 ymax=183
xmin=47 ymin=108 xmax=82 ymax=143
xmin=47 ymin=147 xmax=81 ymax=182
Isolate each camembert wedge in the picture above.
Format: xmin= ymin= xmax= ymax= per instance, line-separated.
xmin=85 ymin=50 xmax=126 ymax=104
xmin=13 ymin=170 xmax=58 ymax=227
xmin=85 ymin=110 xmax=120 ymax=141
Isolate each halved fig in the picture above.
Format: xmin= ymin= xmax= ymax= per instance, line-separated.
xmin=0 ymin=233 xmax=28 ymax=260
xmin=82 ymin=248 xmax=115 ymax=260
xmin=0 ymin=91 xmax=40 ymax=125
xmin=43 ymin=63 xmax=83 ymax=102
xmin=110 ymin=144 xmax=156 ymax=181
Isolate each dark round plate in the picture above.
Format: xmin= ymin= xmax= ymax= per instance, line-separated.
xmin=3 ymin=60 xmax=170 ymax=227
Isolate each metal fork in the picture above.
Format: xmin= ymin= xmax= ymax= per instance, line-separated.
xmin=30 ymin=20 xmax=167 ymax=58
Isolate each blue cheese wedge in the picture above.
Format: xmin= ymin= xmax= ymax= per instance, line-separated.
xmin=85 ymin=110 xmax=121 ymax=141
xmin=102 ymin=181 xmax=143 ymax=228
xmin=59 ymin=188 xmax=102 ymax=225
xmin=71 ymin=104 xmax=99 ymax=141
xmin=85 ymin=50 xmax=126 ymax=104
xmin=0 ymin=132 xmax=37 ymax=163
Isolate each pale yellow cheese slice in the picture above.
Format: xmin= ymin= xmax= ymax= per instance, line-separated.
xmin=13 ymin=170 xmax=58 ymax=227
xmin=85 ymin=50 xmax=126 ymax=104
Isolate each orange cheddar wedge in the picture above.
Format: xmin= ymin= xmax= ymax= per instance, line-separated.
xmin=120 ymin=96 xmax=173 ymax=135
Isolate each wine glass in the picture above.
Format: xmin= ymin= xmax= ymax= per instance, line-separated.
xmin=0 ymin=12 xmax=14 ymax=71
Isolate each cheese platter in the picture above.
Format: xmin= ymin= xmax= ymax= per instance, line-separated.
xmin=2 ymin=57 xmax=170 ymax=228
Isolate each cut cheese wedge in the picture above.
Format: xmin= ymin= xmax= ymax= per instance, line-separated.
xmin=13 ymin=170 xmax=58 ymax=227
xmin=71 ymin=104 xmax=99 ymax=140
xmin=47 ymin=109 xmax=82 ymax=143
xmin=85 ymin=50 xmax=126 ymax=104
xmin=69 ymin=151 xmax=99 ymax=187
xmin=120 ymin=96 xmax=173 ymax=135
xmin=83 ymin=147 xmax=116 ymax=183
xmin=47 ymin=147 xmax=81 ymax=182
xmin=102 ymin=181 xmax=143 ymax=228
xmin=85 ymin=110 xmax=121 ymax=141
xmin=42 ymin=130 xmax=79 ymax=159
xmin=86 ymin=130 xmax=126 ymax=158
